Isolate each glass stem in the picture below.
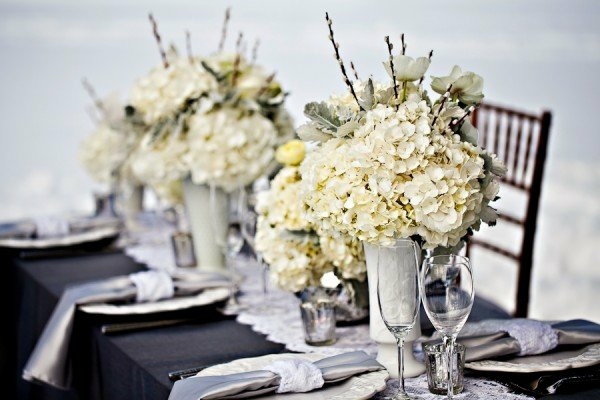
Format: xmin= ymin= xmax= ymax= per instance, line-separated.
xmin=397 ymin=337 xmax=406 ymax=395
xmin=443 ymin=335 xmax=455 ymax=399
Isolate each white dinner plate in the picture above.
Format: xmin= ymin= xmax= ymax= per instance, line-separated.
xmin=466 ymin=343 xmax=600 ymax=373
xmin=0 ymin=226 xmax=120 ymax=249
xmin=79 ymin=287 xmax=230 ymax=315
xmin=196 ymin=353 xmax=389 ymax=400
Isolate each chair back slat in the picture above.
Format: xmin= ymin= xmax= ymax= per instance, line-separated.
xmin=469 ymin=103 xmax=552 ymax=317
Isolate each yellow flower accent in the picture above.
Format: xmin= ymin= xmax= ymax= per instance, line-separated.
xmin=275 ymin=140 xmax=306 ymax=166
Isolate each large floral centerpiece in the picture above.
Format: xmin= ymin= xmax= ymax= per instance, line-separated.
xmin=79 ymin=88 xmax=145 ymax=191
xmin=127 ymin=11 xmax=294 ymax=269
xmin=299 ymin=15 xmax=505 ymax=252
xmin=79 ymin=84 xmax=146 ymax=217
xmin=128 ymin=12 xmax=294 ymax=204
xmin=297 ymin=13 xmax=505 ymax=374
xmin=255 ymin=140 xmax=368 ymax=309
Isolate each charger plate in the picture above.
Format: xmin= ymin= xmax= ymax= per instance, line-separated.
xmin=196 ymin=352 xmax=389 ymax=399
xmin=0 ymin=226 xmax=120 ymax=249
xmin=80 ymin=287 xmax=229 ymax=315
xmin=466 ymin=343 xmax=600 ymax=373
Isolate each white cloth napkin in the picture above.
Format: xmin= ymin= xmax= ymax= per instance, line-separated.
xmin=35 ymin=216 xmax=70 ymax=238
xmin=129 ymin=270 xmax=174 ymax=303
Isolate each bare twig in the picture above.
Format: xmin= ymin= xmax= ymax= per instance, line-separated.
xmin=186 ymin=30 xmax=193 ymax=63
xmin=385 ymin=36 xmax=399 ymax=105
xmin=431 ymin=84 xmax=453 ymax=127
xmin=231 ymin=54 xmax=241 ymax=86
xmin=325 ymin=12 xmax=363 ymax=111
xmin=418 ymin=50 xmax=434 ymax=86
xmin=217 ymin=7 xmax=231 ymax=52
xmin=451 ymin=105 xmax=475 ymax=127
xmin=251 ymin=38 xmax=260 ymax=64
xmin=256 ymin=72 xmax=276 ymax=98
xmin=148 ymin=13 xmax=169 ymax=68
xmin=81 ymin=78 xmax=105 ymax=116
xmin=350 ymin=61 xmax=359 ymax=80
xmin=400 ymin=33 xmax=406 ymax=55
xmin=235 ymin=32 xmax=244 ymax=53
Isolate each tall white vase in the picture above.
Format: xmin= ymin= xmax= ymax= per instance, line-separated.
xmin=116 ymin=184 xmax=144 ymax=231
xmin=182 ymin=180 xmax=228 ymax=271
xmin=363 ymin=241 xmax=426 ymax=378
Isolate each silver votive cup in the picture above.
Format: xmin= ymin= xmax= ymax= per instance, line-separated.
xmin=299 ymin=287 xmax=337 ymax=346
xmin=424 ymin=342 xmax=466 ymax=395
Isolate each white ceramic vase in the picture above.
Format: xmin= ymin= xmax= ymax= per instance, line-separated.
xmin=182 ymin=180 xmax=228 ymax=271
xmin=363 ymin=240 xmax=426 ymax=378
xmin=116 ymin=184 xmax=144 ymax=229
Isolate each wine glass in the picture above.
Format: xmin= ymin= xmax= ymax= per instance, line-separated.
xmin=376 ymin=239 xmax=420 ymax=400
xmin=420 ymin=255 xmax=474 ymax=399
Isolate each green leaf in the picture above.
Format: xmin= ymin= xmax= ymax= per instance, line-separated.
xmin=297 ymin=124 xmax=332 ymax=142
xmin=303 ymin=101 xmax=342 ymax=132
xmin=358 ymin=78 xmax=375 ymax=110
xmin=200 ymin=61 xmax=226 ymax=82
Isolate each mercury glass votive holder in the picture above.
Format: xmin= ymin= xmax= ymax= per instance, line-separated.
xmin=424 ymin=342 xmax=466 ymax=395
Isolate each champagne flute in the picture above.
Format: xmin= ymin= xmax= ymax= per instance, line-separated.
xmin=239 ymin=191 xmax=270 ymax=295
xmin=420 ymin=255 xmax=474 ymax=399
xmin=225 ymin=223 xmax=245 ymax=308
xmin=377 ymin=239 xmax=420 ymax=400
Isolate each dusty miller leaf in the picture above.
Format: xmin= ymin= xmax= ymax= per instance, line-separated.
xmin=303 ymin=101 xmax=342 ymax=132
xmin=358 ymin=78 xmax=375 ymax=110
xmin=297 ymin=124 xmax=333 ymax=142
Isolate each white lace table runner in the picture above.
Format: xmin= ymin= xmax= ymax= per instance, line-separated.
xmin=125 ymin=233 xmax=532 ymax=400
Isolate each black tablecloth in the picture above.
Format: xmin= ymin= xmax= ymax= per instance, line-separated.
xmin=5 ymin=249 xmax=599 ymax=399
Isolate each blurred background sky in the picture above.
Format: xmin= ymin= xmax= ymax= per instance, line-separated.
xmin=0 ymin=0 xmax=598 ymax=320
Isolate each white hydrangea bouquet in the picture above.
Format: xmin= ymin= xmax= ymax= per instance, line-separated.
xmin=255 ymin=140 xmax=368 ymax=307
xmin=79 ymin=83 xmax=145 ymax=191
xmin=299 ymin=13 xmax=506 ymax=252
xmin=128 ymin=11 xmax=294 ymax=204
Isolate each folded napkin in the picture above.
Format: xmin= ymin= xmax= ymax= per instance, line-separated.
xmin=23 ymin=269 xmax=230 ymax=390
xmin=426 ymin=319 xmax=600 ymax=362
xmin=168 ymin=351 xmax=384 ymax=400
xmin=34 ymin=216 xmax=71 ymax=238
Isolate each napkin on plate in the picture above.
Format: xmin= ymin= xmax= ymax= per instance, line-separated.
xmin=425 ymin=319 xmax=600 ymax=362
xmin=168 ymin=351 xmax=385 ymax=400
xmin=23 ymin=269 xmax=231 ymax=390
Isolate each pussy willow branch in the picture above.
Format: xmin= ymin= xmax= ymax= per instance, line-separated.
xmin=451 ymin=105 xmax=476 ymax=127
xmin=350 ymin=61 xmax=359 ymax=80
xmin=218 ymin=7 xmax=231 ymax=52
xmin=325 ymin=12 xmax=363 ymax=111
xmin=186 ymin=30 xmax=193 ymax=63
xmin=385 ymin=36 xmax=399 ymax=106
xmin=431 ymin=84 xmax=453 ymax=127
xmin=148 ymin=13 xmax=168 ymax=68
xmin=251 ymin=38 xmax=260 ymax=64
xmin=418 ymin=50 xmax=434 ymax=86
xmin=256 ymin=72 xmax=276 ymax=98
xmin=81 ymin=78 xmax=105 ymax=116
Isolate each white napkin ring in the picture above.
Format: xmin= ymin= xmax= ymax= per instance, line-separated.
xmin=264 ymin=359 xmax=324 ymax=393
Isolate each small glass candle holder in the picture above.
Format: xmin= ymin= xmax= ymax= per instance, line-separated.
xmin=171 ymin=231 xmax=196 ymax=268
xmin=424 ymin=342 xmax=466 ymax=395
xmin=299 ymin=287 xmax=337 ymax=346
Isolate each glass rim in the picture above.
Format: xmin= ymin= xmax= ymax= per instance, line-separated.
xmin=423 ymin=342 xmax=466 ymax=352
xmin=423 ymin=254 xmax=470 ymax=265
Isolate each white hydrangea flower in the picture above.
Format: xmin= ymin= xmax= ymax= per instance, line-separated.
xmin=79 ymin=124 xmax=138 ymax=185
xmin=129 ymin=57 xmax=216 ymax=125
xmin=300 ymin=86 xmax=500 ymax=249
xmin=187 ymin=107 xmax=278 ymax=193
xmin=255 ymin=165 xmax=366 ymax=292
